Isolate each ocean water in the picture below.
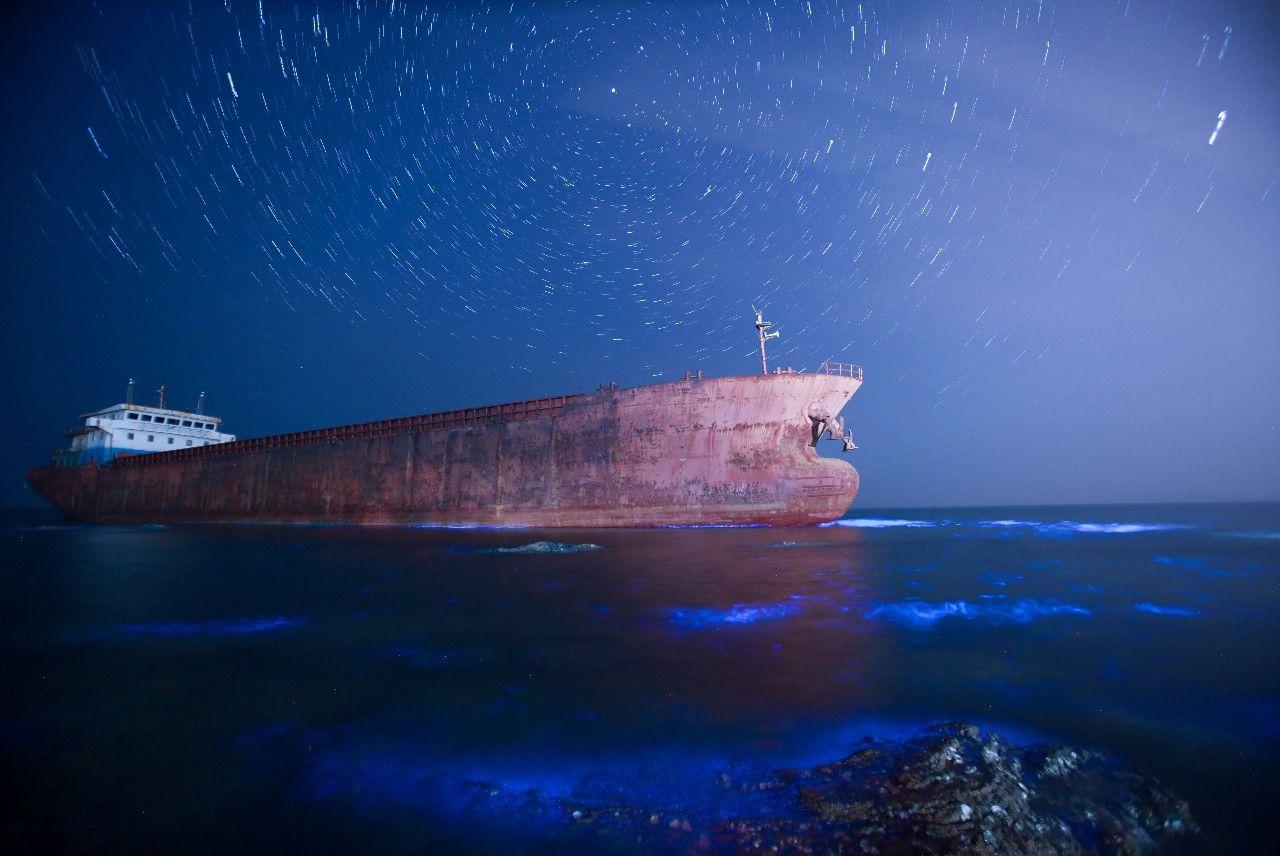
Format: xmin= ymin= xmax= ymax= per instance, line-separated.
xmin=1 ymin=503 xmax=1277 ymax=852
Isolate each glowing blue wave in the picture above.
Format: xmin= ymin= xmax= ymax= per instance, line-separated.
xmin=980 ymin=572 xmax=1025 ymax=587
xmin=831 ymin=518 xmax=937 ymax=528
xmin=1223 ymin=530 xmax=1280 ymax=541
xmin=866 ymin=598 xmax=1091 ymax=628
xmin=831 ymin=517 xmax=1190 ymax=536
xmin=976 ymin=520 xmax=1189 ymax=534
xmin=668 ymin=597 xmax=805 ymax=629
xmin=1132 ymin=603 xmax=1202 ymax=617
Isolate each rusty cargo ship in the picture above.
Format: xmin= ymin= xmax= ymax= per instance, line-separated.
xmin=27 ymin=321 xmax=863 ymax=528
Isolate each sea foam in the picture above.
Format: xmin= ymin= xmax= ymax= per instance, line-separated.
xmin=830 ymin=517 xmax=1188 ymax=535
xmin=668 ymin=598 xmax=804 ymax=629
xmin=866 ymin=598 xmax=1091 ymax=628
xmin=831 ymin=518 xmax=937 ymax=529
xmin=483 ymin=541 xmax=603 ymax=554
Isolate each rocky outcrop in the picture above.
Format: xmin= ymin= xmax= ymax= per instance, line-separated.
xmin=562 ymin=722 xmax=1202 ymax=854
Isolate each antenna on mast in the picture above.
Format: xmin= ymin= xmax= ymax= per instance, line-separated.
xmin=196 ymin=391 xmax=206 ymax=415
xmin=156 ymin=385 xmax=166 ymax=410
xmin=752 ymin=307 xmax=780 ymax=375
xmin=125 ymin=378 xmax=134 ymax=405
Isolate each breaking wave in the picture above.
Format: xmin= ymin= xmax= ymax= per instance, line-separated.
xmin=975 ymin=520 xmax=1189 ymax=535
xmin=830 ymin=517 xmax=1190 ymax=536
xmin=1066 ymin=522 xmax=1187 ymax=534
xmin=866 ymin=598 xmax=1091 ymax=628
xmin=831 ymin=518 xmax=937 ymax=529
xmin=668 ymin=597 xmax=805 ymax=629
xmin=1133 ymin=603 xmax=1202 ymax=617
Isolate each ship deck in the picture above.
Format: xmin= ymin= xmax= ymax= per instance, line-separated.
xmin=99 ymin=363 xmax=862 ymax=471
xmin=108 ymin=391 xmax=585 ymax=469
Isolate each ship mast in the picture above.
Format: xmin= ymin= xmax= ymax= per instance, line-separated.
xmin=753 ymin=307 xmax=780 ymax=374
xmin=156 ymin=385 xmax=166 ymax=409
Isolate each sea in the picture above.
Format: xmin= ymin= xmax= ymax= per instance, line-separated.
xmin=2 ymin=503 xmax=1277 ymax=853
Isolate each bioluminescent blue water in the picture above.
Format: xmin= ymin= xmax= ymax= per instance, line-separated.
xmin=1 ymin=503 xmax=1276 ymax=852
xmin=865 ymin=597 xmax=1092 ymax=628
xmin=833 ymin=517 xmax=1192 ymax=536
xmin=667 ymin=597 xmax=806 ymax=630
xmin=120 ymin=617 xmax=304 ymax=636
xmin=980 ymin=571 xmax=1027 ymax=587
xmin=1133 ymin=602 xmax=1203 ymax=617
xmin=832 ymin=517 xmax=938 ymax=528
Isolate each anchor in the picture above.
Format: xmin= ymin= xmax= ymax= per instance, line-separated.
xmin=807 ymin=404 xmax=857 ymax=452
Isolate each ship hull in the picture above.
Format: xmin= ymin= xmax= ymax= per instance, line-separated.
xmin=27 ymin=373 xmax=860 ymax=527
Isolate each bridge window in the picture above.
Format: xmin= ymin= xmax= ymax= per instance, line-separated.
xmin=181 ymin=420 xmax=192 ymax=427
xmin=141 ymin=415 xmax=152 ymax=422
xmin=167 ymin=418 xmax=180 ymax=425
xmin=127 ymin=413 xmax=139 ymax=420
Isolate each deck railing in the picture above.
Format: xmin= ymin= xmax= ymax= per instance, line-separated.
xmin=108 ymin=392 xmax=586 ymax=468
xmin=66 ymin=364 xmax=862 ymax=472
xmin=818 ymin=361 xmax=863 ymax=381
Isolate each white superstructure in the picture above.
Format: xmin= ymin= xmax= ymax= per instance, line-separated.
xmin=55 ymin=396 xmax=236 ymax=467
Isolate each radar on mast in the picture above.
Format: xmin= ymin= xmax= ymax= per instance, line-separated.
xmin=752 ymin=307 xmax=780 ymax=374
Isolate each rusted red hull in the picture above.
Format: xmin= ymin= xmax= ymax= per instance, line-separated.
xmin=27 ymin=373 xmax=860 ymax=527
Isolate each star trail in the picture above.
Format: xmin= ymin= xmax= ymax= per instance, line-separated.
xmin=3 ymin=0 xmax=1278 ymax=507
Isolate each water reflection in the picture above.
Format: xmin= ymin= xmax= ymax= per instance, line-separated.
xmin=2 ymin=505 xmax=1277 ymax=851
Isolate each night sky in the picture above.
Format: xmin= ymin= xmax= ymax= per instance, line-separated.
xmin=2 ymin=0 xmax=1277 ymax=510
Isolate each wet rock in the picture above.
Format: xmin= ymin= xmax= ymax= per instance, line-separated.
xmin=555 ymin=722 xmax=1203 ymax=854
xmin=1040 ymin=746 xmax=1092 ymax=779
